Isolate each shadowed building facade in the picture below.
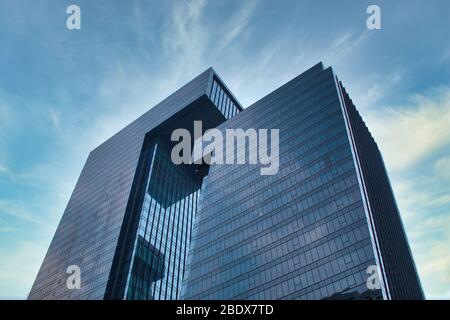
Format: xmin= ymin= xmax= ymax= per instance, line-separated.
xmin=29 ymin=63 xmax=424 ymax=300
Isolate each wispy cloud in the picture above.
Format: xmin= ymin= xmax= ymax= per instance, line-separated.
xmin=359 ymin=86 xmax=450 ymax=299
xmin=215 ymin=0 xmax=259 ymax=53
xmin=48 ymin=109 xmax=60 ymax=132
xmin=162 ymin=0 xmax=208 ymax=79
xmin=323 ymin=29 xmax=371 ymax=66
xmin=435 ymin=156 xmax=450 ymax=180
xmin=406 ymin=203 xmax=450 ymax=299
xmin=0 ymin=201 xmax=45 ymax=226
xmin=353 ymin=71 xmax=403 ymax=110
xmin=0 ymin=0 xmax=449 ymax=300
xmin=364 ymin=86 xmax=450 ymax=171
xmin=0 ymin=240 xmax=50 ymax=300
xmin=0 ymin=164 xmax=8 ymax=175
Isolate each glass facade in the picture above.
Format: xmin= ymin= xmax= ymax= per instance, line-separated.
xmin=124 ymin=141 xmax=202 ymax=300
xmin=183 ymin=64 xmax=385 ymax=299
xmin=28 ymin=68 xmax=227 ymax=300
xmin=207 ymin=77 xmax=240 ymax=119
xmin=121 ymin=74 xmax=243 ymax=300
xmin=29 ymin=63 xmax=423 ymax=300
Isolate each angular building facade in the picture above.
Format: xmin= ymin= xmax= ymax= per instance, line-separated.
xmin=29 ymin=63 xmax=424 ymax=300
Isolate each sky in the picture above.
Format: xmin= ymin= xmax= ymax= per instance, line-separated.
xmin=0 ymin=0 xmax=449 ymax=299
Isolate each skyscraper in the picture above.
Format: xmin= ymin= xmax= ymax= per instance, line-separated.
xmin=29 ymin=63 xmax=424 ymax=300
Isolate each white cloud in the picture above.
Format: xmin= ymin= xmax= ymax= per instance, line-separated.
xmin=353 ymin=85 xmax=450 ymax=299
xmin=0 ymin=240 xmax=50 ymax=299
xmin=0 ymin=201 xmax=45 ymax=226
xmin=352 ymin=72 xmax=403 ymax=110
xmin=0 ymin=1 xmax=448 ymax=300
xmin=0 ymin=164 xmax=8 ymax=175
xmin=389 ymin=172 xmax=450 ymax=299
xmin=48 ymin=109 xmax=60 ymax=131
xmin=363 ymin=87 xmax=450 ymax=171
xmin=323 ymin=29 xmax=371 ymax=66
xmin=435 ymin=156 xmax=450 ymax=180
xmin=407 ymin=211 xmax=450 ymax=299
xmin=215 ymin=0 xmax=258 ymax=52
xmin=162 ymin=0 xmax=208 ymax=79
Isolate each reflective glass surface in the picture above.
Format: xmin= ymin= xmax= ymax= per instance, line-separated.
xmin=29 ymin=64 xmax=422 ymax=300
xmin=28 ymin=69 xmax=214 ymax=300
xmin=183 ymin=64 xmax=382 ymax=300
xmin=207 ymin=77 xmax=240 ymax=119
xmin=125 ymin=141 xmax=201 ymax=300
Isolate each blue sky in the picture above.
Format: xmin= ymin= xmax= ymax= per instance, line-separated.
xmin=0 ymin=0 xmax=449 ymax=299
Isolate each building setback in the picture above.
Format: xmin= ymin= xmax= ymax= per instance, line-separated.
xmin=29 ymin=63 xmax=424 ymax=300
